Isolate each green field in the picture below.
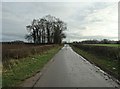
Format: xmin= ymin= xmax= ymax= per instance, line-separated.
xmin=84 ymin=44 xmax=120 ymax=47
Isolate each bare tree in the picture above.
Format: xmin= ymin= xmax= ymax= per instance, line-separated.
xmin=25 ymin=15 xmax=67 ymax=44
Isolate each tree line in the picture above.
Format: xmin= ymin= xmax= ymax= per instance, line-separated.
xmin=25 ymin=15 xmax=67 ymax=44
xmin=73 ymin=39 xmax=120 ymax=44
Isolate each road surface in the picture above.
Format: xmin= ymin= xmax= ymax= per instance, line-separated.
xmin=34 ymin=44 xmax=119 ymax=87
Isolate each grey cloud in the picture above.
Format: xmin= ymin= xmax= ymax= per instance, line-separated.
xmin=2 ymin=32 xmax=26 ymax=42
xmin=3 ymin=33 xmax=25 ymax=38
xmin=2 ymin=2 xmax=117 ymax=42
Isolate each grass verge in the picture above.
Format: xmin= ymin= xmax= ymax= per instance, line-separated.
xmin=2 ymin=45 xmax=62 ymax=87
xmin=70 ymin=45 xmax=119 ymax=81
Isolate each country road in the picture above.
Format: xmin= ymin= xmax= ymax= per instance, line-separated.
xmin=32 ymin=45 xmax=119 ymax=87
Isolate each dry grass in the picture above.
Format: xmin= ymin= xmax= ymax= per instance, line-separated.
xmin=2 ymin=45 xmax=62 ymax=87
xmin=2 ymin=43 xmax=55 ymax=65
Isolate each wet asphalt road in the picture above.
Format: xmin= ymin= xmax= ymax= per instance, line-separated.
xmin=34 ymin=45 xmax=119 ymax=87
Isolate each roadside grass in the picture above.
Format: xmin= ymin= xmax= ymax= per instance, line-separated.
xmin=84 ymin=44 xmax=120 ymax=47
xmin=2 ymin=45 xmax=62 ymax=87
xmin=71 ymin=45 xmax=119 ymax=80
xmin=0 ymin=63 xmax=2 ymax=88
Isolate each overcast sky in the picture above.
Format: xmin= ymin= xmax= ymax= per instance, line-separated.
xmin=2 ymin=2 xmax=118 ymax=42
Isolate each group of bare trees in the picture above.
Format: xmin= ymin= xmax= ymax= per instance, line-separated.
xmin=25 ymin=15 xmax=67 ymax=44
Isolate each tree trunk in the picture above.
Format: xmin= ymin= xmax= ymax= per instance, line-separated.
xmin=32 ymin=29 xmax=36 ymax=43
xmin=47 ymin=25 xmax=50 ymax=44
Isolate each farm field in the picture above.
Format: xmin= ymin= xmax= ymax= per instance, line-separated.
xmin=84 ymin=44 xmax=120 ymax=47
xmin=2 ymin=43 xmax=56 ymax=61
xmin=2 ymin=43 xmax=62 ymax=87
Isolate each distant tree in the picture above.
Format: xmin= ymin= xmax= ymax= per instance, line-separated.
xmin=26 ymin=19 xmax=37 ymax=43
xmin=11 ymin=40 xmax=25 ymax=44
xmin=81 ymin=39 xmax=99 ymax=44
xmin=53 ymin=19 xmax=66 ymax=44
xmin=101 ymin=39 xmax=110 ymax=44
xmin=117 ymin=40 xmax=120 ymax=44
xmin=25 ymin=34 xmax=33 ymax=43
xmin=25 ymin=15 xmax=67 ymax=44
